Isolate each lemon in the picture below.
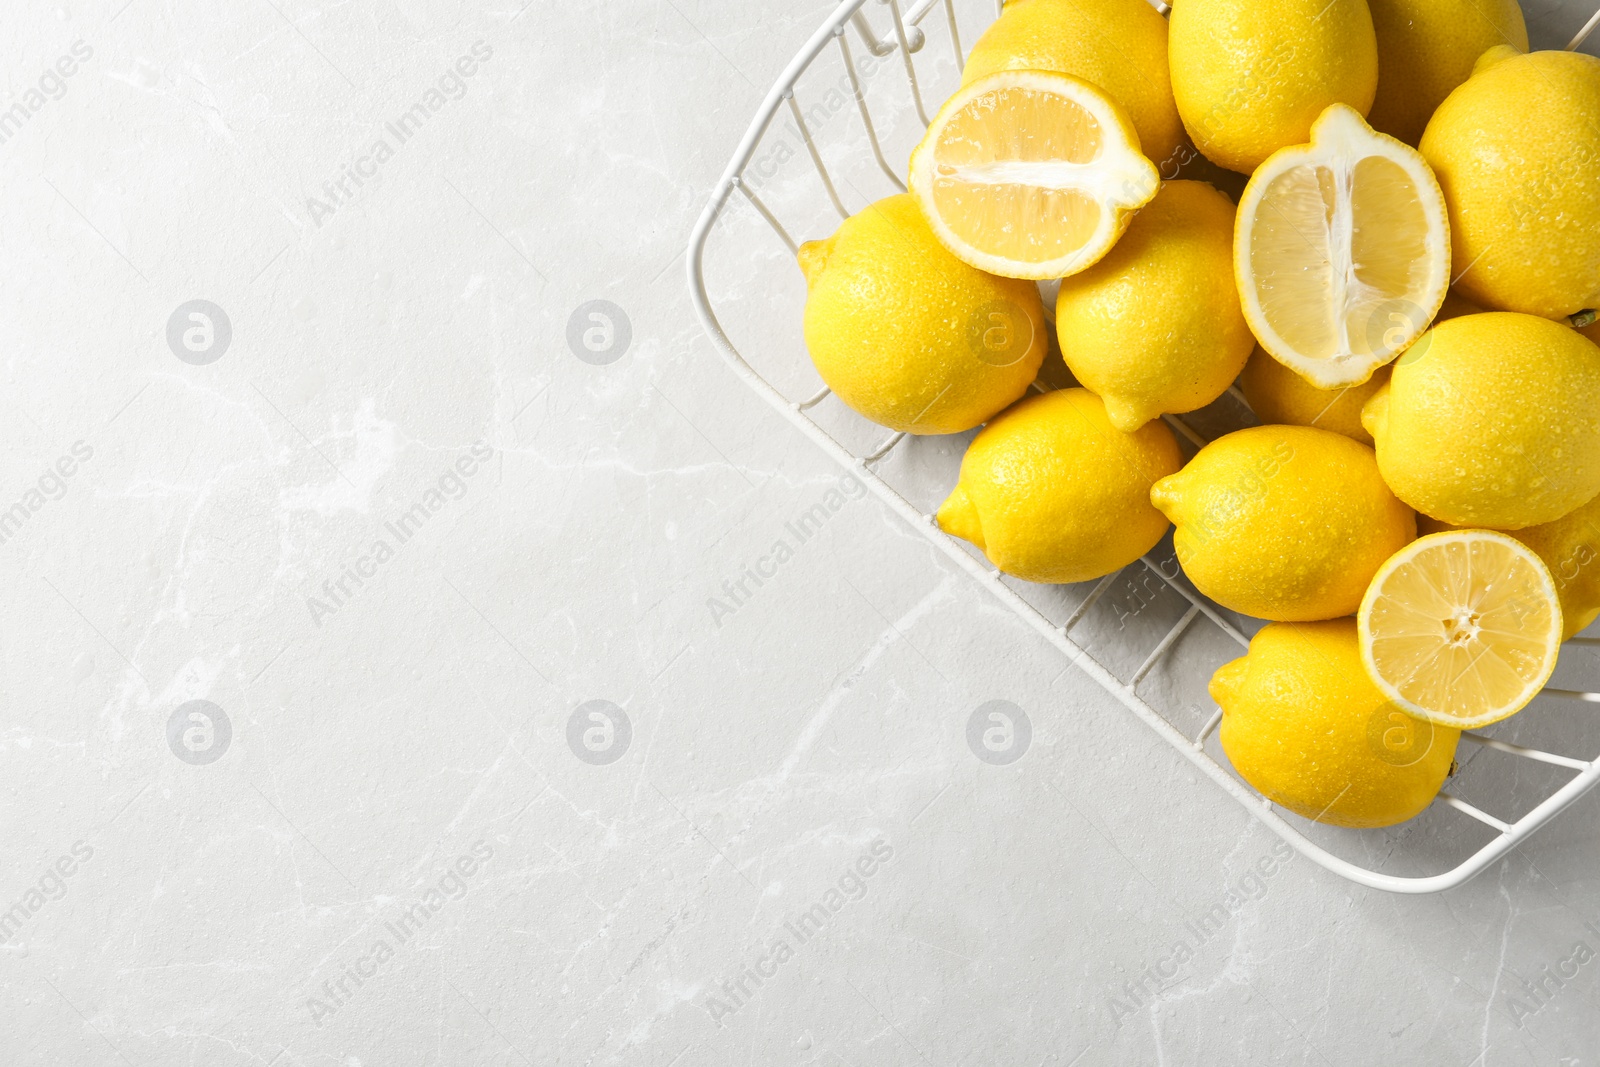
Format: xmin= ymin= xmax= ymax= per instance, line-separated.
xmin=1238 ymin=347 xmax=1388 ymax=446
xmin=1365 ymin=0 xmax=1527 ymax=146
xmin=1359 ymin=531 xmax=1562 ymax=729
xmin=799 ymin=194 xmax=1046 ymax=434
xmin=1150 ymin=425 xmax=1415 ymax=621
xmin=1361 ymin=313 xmax=1600 ymax=529
xmin=1420 ymin=47 xmax=1600 ymax=320
xmin=962 ymin=0 xmax=1185 ymax=167
xmin=1054 ymin=180 xmax=1252 ymax=431
xmin=937 ymin=388 xmax=1182 ymax=583
xmin=1234 ymin=104 xmax=1450 ymax=389
xmin=1212 ymin=619 xmax=1458 ymax=829
xmin=908 ymin=70 xmax=1159 ymax=280
xmin=1169 ymin=0 xmax=1378 ymax=174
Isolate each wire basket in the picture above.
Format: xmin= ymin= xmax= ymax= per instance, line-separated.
xmin=687 ymin=0 xmax=1600 ymax=893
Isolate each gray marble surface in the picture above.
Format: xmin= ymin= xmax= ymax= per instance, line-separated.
xmin=5 ymin=0 xmax=1600 ymax=1064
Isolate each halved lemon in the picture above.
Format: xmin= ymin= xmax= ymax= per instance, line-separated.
xmin=1235 ymin=103 xmax=1450 ymax=389
xmin=908 ymin=70 xmax=1159 ymax=280
xmin=1359 ymin=531 xmax=1562 ymax=730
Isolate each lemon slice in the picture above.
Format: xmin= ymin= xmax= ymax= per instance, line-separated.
xmin=1359 ymin=531 xmax=1562 ymax=729
xmin=1235 ymin=103 xmax=1450 ymax=389
xmin=908 ymin=70 xmax=1159 ymax=280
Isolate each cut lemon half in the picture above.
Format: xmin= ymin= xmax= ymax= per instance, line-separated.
xmin=1359 ymin=531 xmax=1562 ymax=730
xmin=1235 ymin=103 xmax=1450 ymax=389
xmin=908 ymin=70 xmax=1159 ymax=280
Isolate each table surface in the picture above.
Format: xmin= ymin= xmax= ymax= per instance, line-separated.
xmin=5 ymin=1 xmax=1600 ymax=1064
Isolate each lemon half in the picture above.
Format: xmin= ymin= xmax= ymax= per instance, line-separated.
xmin=909 ymin=70 xmax=1159 ymax=280
xmin=1235 ymin=103 xmax=1449 ymax=389
xmin=1359 ymin=531 xmax=1562 ymax=729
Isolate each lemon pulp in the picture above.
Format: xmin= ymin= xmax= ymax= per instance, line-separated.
xmin=1237 ymin=104 xmax=1448 ymax=387
xmin=910 ymin=70 xmax=1157 ymax=279
xmin=1359 ymin=531 xmax=1562 ymax=729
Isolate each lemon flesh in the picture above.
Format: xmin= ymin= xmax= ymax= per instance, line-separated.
xmin=962 ymin=0 xmax=1184 ymax=168
xmin=1212 ymin=619 xmax=1458 ymax=829
xmin=1359 ymin=531 xmax=1562 ymax=729
xmin=1235 ymin=104 xmax=1449 ymax=389
xmin=909 ymin=71 xmax=1158 ymax=280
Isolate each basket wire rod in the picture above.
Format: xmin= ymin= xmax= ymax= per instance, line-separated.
xmin=735 ymin=180 xmax=800 ymax=255
xmin=1193 ymin=705 xmax=1224 ymax=747
xmin=1062 ymin=570 xmax=1121 ymax=635
xmin=837 ymin=32 xmax=906 ymax=191
xmin=942 ymin=0 xmax=965 ymax=67
xmin=886 ymin=0 xmax=932 ymax=126
xmin=1460 ymin=732 xmax=1593 ymax=772
xmin=851 ymin=0 xmax=940 ymax=57
xmin=787 ymin=94 xmax=851 ymax=220
xmin=1569 ymin=7 xmax=1600 ymax=50
xmin=1565 ymin=635 xmax=1600 ymax=646
xmin=797 ymin=386 xmax=833 ymax=411
xmin=686 ymin=0 xmax=1600 ymax=894
xmin=1163 ymin=412 xmax=1209 ymax=450
xmin=1131 ymin=603 xmax=1201 ymax=685
xmin=1543 ymin=687 xmax=1600 ymax=703
xmin=1138 ymin=555 xmax=1251 ymax=649
xmin=863 ymin=431 xmax=908 ymax=463
xmin=1438 ymin=792 xmax=1515 ymax=834
xmin=1225 ymin=384 xmax=1249 ymax=408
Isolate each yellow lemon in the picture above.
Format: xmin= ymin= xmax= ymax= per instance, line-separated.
xmin=1150 ymin=425 xmax=1415 ymax=621
xmin=962 ymin=0 xmax=1185 ymax=167
xmin=1234 ymin=104 xmax=1450 ymax=388
xmin=1361 ymin=313 xmax=1600 ymax=529
xmin=908 ymin=70 xmax=1158 ymax=280
xmin=1360 ymin=531 xmax=1562 ymax=728
xmin=937 ymin=388 xmax=1182 ymax=583
xmin=1212 ymin=618 xmax=1458 ymax=829
xmin=1168 ymin=0 xmax=1378 ymax=174
xmin=799 ymin=194 xmax=1046 ymax=434
xmin=1365 ymin=0 xmax=1527 ymax=146
xmin=1054 ymin=180 xmax=1252 ymax=431
xmin=1420 ymin=47 xmax=1600 ymax=320
xmin=1238 ymin=346 xmax=1389 ymax=446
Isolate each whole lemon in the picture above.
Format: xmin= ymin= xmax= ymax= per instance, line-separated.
xmin=937 ymin=388 xmax=1182 ymax=583
xmin=1238 ymin=346 xmax=1389 ymax=446
xmin=1362 ymin=313 xmax=1600 ymax=529
xmin=962 ymin=0 xmax=1184 ymax=167
xmin=799 ymin=195 xmax=1046 ymax=434
xmin=1365 ymin=0 xmax=1527 ymax=146
xmin=1420 ymin=47 xmax=1600 ymax=320
xmin=1212 ymin=619 xmax=1459 ymax=829
xmin=1417 ymin=493 xmax=1600 ymax=641
xmin=1054 ymin=181 xmax=1252 ymax=432
xmin=1168 ymin=0 xmax=1378 ymax=174
xmin=1150 ymin=425 xmax=1415 ymax=620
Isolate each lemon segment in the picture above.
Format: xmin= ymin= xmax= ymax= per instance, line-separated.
xmin=909 ymin=71 xmax=1159 ymax=280
xmin=1359 ymin=531 xmax=1563 ymax=730
xmin=1235 ymin=104 xmax=1449 ymax=389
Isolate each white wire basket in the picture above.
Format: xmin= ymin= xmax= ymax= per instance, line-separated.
xmin=687 ymin=0 xmax=1600 ymax=893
